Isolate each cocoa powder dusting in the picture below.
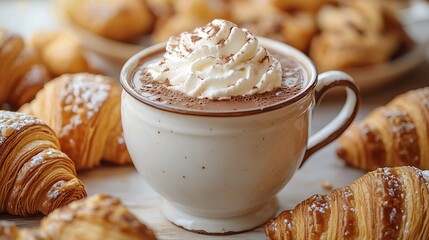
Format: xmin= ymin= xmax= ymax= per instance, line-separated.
xmin=191 ymin=35 xmax=202 ymax=43
xmin=217 ymin=38 xmax=226 ymax=46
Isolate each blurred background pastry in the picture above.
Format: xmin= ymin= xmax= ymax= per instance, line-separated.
xmin=0 ymin=29 xmax=51 ymax=109
xmin=145 ymin=0 xmax=174 ymax=18
xmin=380 ymin=0 xmax=413 ymax=12
xmin=62 ymin=0 xmax=154 ymax=41
xmin=270 ymin=0 xmax=332 ymax=12
xmin=53 ymin=0 xmax=419 ymax=85
xmin=30 ymin=30 xmax=94 ymax=77
xmin=151 ymin=0 xmax=228 ymax=43
xmin=230 ymin=0 xmax=316 ymax=52
xmin=309 ymin=0 xmax=413 ymax=71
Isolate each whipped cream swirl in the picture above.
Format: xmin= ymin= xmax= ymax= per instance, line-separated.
xmin=146 ymin=19 xmax=282 ymax=100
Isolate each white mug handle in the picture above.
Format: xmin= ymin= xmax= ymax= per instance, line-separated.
xmin=300 ymin=71 xmax=360 ymax=168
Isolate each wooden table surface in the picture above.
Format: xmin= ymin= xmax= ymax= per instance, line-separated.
xmin=1 ymin=1 xmax=428 ymax=239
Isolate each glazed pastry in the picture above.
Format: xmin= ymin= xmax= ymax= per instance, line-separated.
xmin=230 ymin=1 xmax=316 ymax=52
xmin=309 ymin=0 xmax=412 ymax=71
xmin=19 ymin=73 xmax=131 ymax=170
xmin=337 ymin=88 xmax=429 ymax=171
xmin=63 ymin=0 xmax=154 ymax=41
xmin=0 ymin=29 xmax=51 ymax=108
xmin=30 ymin=30 xmax=92 ymax=77
xmin=265 ymin=166 xmax=429 ymax=240
xmin=151 ymin=0 xmax=228 ymax=43
xmin=0 ymin=111 xmax=86 ymax=216
xmin=0 ymin=194 xmax=158 ymax=240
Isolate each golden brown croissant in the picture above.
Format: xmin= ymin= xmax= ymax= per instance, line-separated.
xmin=19 ymin=73 xmax=131 ymax=170
xmin=0 ymin=110 xmax=86 ymax=216
xmin=337 ymin=87 xmax=429 ymax=171
xmin=265 ymin=166 xmax=429 ymax=240
xmin=0 ymin=29 xmax=51 ymax=108
xmin=0 ymin=194 xmax=158 ymax=240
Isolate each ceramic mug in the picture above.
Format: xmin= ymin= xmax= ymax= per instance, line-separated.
xmin=120 ymin=37 xmax=360 ymax=234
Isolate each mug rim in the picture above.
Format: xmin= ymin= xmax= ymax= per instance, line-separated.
xmin=120 ymin=37 xmax=318 ymax=117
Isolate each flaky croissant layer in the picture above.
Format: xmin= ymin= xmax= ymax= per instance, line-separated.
xmin=265 ymin=166 xmax=429 ymax=240
xmin=0 ymin=110 xmax=86 ymax=216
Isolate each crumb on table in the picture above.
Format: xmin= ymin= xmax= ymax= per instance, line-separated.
xmin=321 ymin=180 xmax=333 ymax=190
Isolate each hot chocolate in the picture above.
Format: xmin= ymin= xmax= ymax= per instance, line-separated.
xmin=131 ymin=19 xmax=306 ymax=112
xmin=132 ymin=52 xmax=305 ymax=111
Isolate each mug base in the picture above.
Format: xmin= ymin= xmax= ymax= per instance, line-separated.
xmin=161 ymin=197 xmax=278 ymax=235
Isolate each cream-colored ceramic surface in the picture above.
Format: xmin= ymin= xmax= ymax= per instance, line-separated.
xmin=120 ymin=38 xmax=359 ymax=233
xmin=305 ymin=71 xmax=358 ymax=159
xmin=161 ymin=198 xmax=278 ymax=234
xmin=121 ymin=91 xmax=309 ymax=233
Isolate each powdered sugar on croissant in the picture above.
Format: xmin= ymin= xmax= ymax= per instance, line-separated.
xmin=19 ymin=73 xmax=131 ymax=170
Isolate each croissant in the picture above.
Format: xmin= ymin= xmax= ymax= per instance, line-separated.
xmin=0 ymin=110 xmax=86 ymax=216
xmin=265 ymin=166 xmax=429 ymax=240
xmin=337 ymin=87 xmax=429 ymax=171
xmin=0 ymin=194 xmax=158 ymax=240
xmin=0 ymin=29 xmax=51 ymax=108
xmin=19 ymin=73 xmax=131 ymax=170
